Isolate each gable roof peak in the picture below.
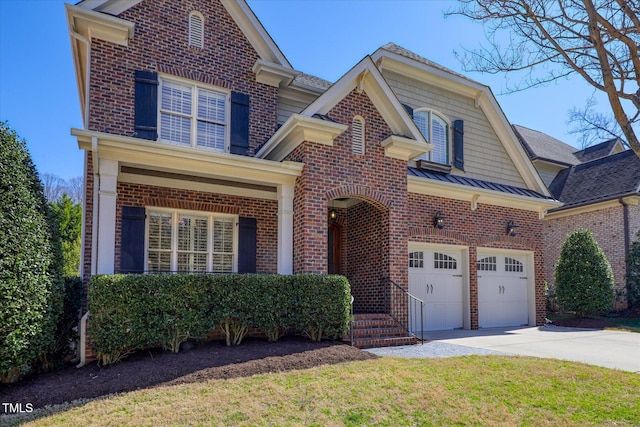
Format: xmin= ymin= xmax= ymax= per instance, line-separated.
xmin=76 ymin=0 xmax=292 ymax=68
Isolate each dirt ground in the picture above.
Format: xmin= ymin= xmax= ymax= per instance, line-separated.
xmin=0 ymin=337 xmax=376 ymax=413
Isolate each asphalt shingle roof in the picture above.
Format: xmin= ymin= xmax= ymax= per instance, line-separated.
xmin=408 ymin=167 xmax=554 ymax=200
xmin=512 ymin=125 xmax=580 ymax=166
xmin=573 ymin=138 xmax=621 ymax=162
xmin=549 ymin=149 xmax=640 ymax=208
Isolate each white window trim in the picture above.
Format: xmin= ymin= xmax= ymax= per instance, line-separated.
xmin=188 ymin=11 xmax=204 ymax=49
xmin=157 ymin=74 xmax=231 ymax=152
xmin=144 ymin=207 xmax=239 ymax=273
xmin=414 ymin=108 xmax=451 ymax=164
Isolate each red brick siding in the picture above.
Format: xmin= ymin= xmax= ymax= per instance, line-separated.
xmin=407 ymin=193 xmax=546 ymax=328
xmin=115 ymin=182 xmax=278 ymax=274
xmin=544 ymin=205 xmax=631 ymax=309
xmin=88 ymin=0 xmax=278 ymax=155
xmin=345 ymin=201 xmax=389 ymax=313
xmin=286 ymin=89 xmax=408 ymax=321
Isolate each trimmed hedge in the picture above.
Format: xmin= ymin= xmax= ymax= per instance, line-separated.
xmin=89 ymin=274 xmax=351 ymax=365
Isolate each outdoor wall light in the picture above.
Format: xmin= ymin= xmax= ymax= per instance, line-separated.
xmin=506 ymin=220 xmax=518 ymax=236
xmin=329 ymin=201 xmax=338 ymax=220
xmin=433 ymin=211 xmax=445 ymax=229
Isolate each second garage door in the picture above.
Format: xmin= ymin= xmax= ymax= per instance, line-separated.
xmin=477 ymin=252 xmax=530 ymax=328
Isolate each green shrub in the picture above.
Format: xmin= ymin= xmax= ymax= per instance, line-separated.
xmin=625 ymin=231 xmax=640 ymax=309
xmin=88 ymin=274 xmax=351 ymax=364
xmin=0 ymin=122 xmax=63 ymax=382
xmin=555 ymin=229 xmax=614 ymax=317
xmin=292 ymin=275 xmax=351 ymax=341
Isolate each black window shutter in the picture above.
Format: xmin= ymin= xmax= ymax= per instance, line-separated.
xmin=120 ymin=206 xmax=146 ymax=273
xmin=453 ymin=119 xmax=464 ymax=170
xmin=238 ymin=217 xmax=257 ymax=273
xmin=134 ymin=70 xmax=158 ymax=141
xmin=402 ymin=103 xmax=414 ymax=118
xmin=230 ymin=92 xmax=250 ymax=155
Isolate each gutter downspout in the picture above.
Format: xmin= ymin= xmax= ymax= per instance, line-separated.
xmin=70 ymin=29 xmax=93 ymax=369
xmin=620 ymin=197 xmax=630 ymax=256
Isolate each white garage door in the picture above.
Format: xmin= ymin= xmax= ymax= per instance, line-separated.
xmin=408 ymin=246 xmax=464 ymax=332
xmin=477 ymin=252 xmax=529 ymax=328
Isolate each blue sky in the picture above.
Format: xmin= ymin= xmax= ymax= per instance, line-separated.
xmin=1 ymin=0 xmax=606 ymax=182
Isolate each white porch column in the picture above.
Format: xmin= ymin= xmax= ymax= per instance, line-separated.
xmin=96 ymin=158 xmax=118 ymax=274
xmin=277 ymin=183 xmax=294 ymax=274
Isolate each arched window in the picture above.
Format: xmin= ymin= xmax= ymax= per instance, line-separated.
xmin=352 ymin=116 xmax=365 ymax=155
xmin=189 ymin=11 xmax=204 ymax=48
xmin=413 ymin=109 xmax=450 ymax=164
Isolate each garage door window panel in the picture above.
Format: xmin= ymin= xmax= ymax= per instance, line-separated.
xmin=505 ymin=257 xmax=524 ymax=272
xmin=434 ymin=252 xmax=457 ymax=270
xmin=409 ymin=251 xmax=424 ymax=268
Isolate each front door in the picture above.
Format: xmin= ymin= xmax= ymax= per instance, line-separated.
xmin=328 ymin=223 xmax=342 ymax=274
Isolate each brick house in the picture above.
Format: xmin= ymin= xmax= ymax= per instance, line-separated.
xmin=66 ymin=0 xmax=560 ymax=352
xmin=513 ymin=125 xmax=639 ymax=308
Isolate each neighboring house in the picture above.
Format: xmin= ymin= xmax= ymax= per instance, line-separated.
xmin=513 ymin=125 xmax=638 ymax=308
xmin=66 ymin=0 xmax=559 ymax=349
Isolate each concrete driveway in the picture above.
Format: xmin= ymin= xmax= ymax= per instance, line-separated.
xmin=367 ymin=326 xmax=640 ymax=373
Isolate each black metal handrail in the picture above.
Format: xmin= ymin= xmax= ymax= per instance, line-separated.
xmin=349 ymin=295 xmax=354 ymax=346
xmin=382 ymin=277 xmax=424 ymax=343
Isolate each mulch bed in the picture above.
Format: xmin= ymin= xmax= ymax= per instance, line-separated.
xmin=549 ymin=308 xmax=640 ymax=329
xmin=0 ymin=337 xmax=376 ymax=413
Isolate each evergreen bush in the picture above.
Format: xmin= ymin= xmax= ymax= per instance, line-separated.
xmin=625 ymin=231 xmax=640 ymax=309
xmin=555 ymin=228 xmax=614 ymax=317
xmin=0 ymin=122 xmax=63 ymax=382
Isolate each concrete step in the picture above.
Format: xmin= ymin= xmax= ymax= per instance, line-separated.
xmin=352 ymin=335 xmax=419 ymax=349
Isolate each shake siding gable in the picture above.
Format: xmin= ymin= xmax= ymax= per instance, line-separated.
xmin=382 ymin=69 xmax=526 ymax=187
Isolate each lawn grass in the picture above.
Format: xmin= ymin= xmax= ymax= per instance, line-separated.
xmin=5 ymin=356 xmax=640 ymax=426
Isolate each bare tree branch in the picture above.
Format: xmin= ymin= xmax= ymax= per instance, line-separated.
xmin=447 ymin=0 xmax=639 ymax=156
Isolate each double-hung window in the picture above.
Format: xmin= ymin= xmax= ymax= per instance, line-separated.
xmin=414 ymin=109 xmax=450 ymax=164
xmin=147 ymin=209 xmax=237 ymax=273
xmin=159 ymin=78 xmax=228 ymax=151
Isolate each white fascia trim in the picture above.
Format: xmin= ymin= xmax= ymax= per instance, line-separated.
xmin=66 ymin=4 xmax=134 ymax=46
xmin=373 ymin=52 xmax=485 ymax=99
xmin=382 ymin=135 xmax=433 ymax=161
xmin=256 ymin=114 xmax=348 ymax=161
xmin=408 ymin=175 xmax=562 ymax=219
xmin=544 ymin=195 xmax=640 ymax=220
xmin=252 ymin=59 xmax=299 ymax=88
xmin=221 ymin=0 xmax=292 ymax=68
xmin=72 ymin=129 xmax=303 ymax=186
xmin=301 ymin=56 xmax=426 ymax=143
xmin=77 ymin=0 xmax=144 ymax=15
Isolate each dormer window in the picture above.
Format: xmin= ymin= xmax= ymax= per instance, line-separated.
xmin=189 ymin=11 xmax=204 ymax=48
xmin=414 ymin=109 xmax=450 ymax=164
xmin=159 ymin=77 xmax=228 ymax=151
